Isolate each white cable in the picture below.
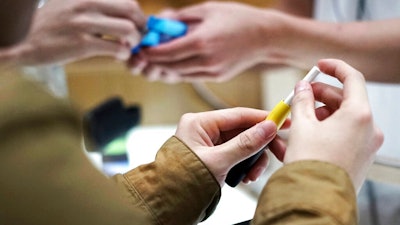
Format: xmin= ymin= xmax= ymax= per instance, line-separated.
xmin=191 ymin=82 xmax=232 ymax=109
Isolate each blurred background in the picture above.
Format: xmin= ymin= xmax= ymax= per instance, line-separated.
xmin=66 ymin=2 xmax=278 ymax=224
xmin=67 ymin=0 xmax=274 ymax=125
xmin=49 ymin=0 xmax=400 ymax=224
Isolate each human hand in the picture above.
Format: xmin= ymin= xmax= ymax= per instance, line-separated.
xmin=128 ymin=2 xmax=283 ymax=83
xmin=283 ymin=59 xmax=384 ymax=191
xmin=8 ymin=0 xmax=146 ymax=66
xmin=174 ymin=107 xmax=290 ymax=187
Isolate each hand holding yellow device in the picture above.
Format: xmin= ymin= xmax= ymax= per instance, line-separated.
xmin=225 ymin=66 xmax=321 ymax=187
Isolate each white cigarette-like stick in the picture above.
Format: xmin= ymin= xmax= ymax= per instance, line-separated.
xmin=284 ymin=66 xmax=321 ymax=105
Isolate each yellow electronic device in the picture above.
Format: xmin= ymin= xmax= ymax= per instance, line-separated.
xmin=225 ymin=66 xmax=321 ymax=187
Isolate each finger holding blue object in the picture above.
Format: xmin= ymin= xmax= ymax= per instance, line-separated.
xmin=131 ymin=16 xmax=188 ymax=54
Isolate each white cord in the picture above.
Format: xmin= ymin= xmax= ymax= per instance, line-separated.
xmin=191 ymin=82 xmax=232 ymax=109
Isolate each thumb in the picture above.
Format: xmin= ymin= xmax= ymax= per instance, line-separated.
xmin=291 ymin=80 xmax=316 ymax=122
xmin=220 ymin=120 xmax=277 ymax=166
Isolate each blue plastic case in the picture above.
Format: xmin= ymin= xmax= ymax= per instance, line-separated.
xmin=131 ymin=16 xmax=188 ymax=54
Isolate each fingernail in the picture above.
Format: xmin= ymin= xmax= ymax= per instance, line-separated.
xmin=116 ymin=49 xmax=130 ymax=61
xmin=242 ymin=179 xmax=250 ymax=184
xmin=256 ymin=120 xmax=276 ymax=139
xmin=130 ymin=60 xmax=147 ymax=75
xmin=254 ymin=166 xmax=266 ymax=179
xmin=127 ymin=35 xmax=140 ymax=47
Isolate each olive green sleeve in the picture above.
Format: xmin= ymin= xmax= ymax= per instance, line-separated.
xmin=252 ymin=161 xmax=357 ymax=225
xmin=0 ymin=76 xmax=148 ymax=225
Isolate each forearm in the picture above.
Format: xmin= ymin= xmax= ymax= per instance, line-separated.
xmin=263 ymin=12 xmax=400 ymax=83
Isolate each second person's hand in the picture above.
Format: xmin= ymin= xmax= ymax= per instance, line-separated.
xmin=128 ymin=2 xmax=283 ymax=83
xmin=5 ymin=0 xmax=146 ymax=66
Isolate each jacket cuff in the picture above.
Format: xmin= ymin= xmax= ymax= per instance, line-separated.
xmin=253 ymin=160 xmax=357 ymax=225
xmin=120 ymin=136 xmax=221 ymax=225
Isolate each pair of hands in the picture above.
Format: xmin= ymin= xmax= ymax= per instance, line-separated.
xmin=129 ymin=1 xmax=285 ymax=83
xmin=175 ymin=59 xmax=384 ymax=191
xmin=2 ymin=0 xmax=284 ymax=80
xmin=4 ymin=0 xmax=276 ymax=82
xmin=2 ymin=0 xmax=145 ymax=66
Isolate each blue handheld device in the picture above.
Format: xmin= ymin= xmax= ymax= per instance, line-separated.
xmin=132 ymin=16 xmax=188 ymax=54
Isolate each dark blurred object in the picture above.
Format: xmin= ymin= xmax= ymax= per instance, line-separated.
xmin=233 ymin=220 xmax=251 ymax=225
xmin=0 ymin=0 xmax=38 ymax=46
xmin=83 ymin=97 xmax=140 ymax=151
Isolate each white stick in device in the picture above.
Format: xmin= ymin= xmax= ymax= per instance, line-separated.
xmin=267 ymin=66 xmax=321 ymax=129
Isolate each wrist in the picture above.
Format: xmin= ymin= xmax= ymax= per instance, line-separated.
xmin=270 ymin=12 xmax=354 ymax=69
xmin=256 ymin=9 xmax=299 ymax=65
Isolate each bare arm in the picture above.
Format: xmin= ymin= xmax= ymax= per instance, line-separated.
xmin=132 ymin=1 xmax=400 ymax=83
xmin=0 ymin=0 xmax=146 ymax=68
xmin=268 ymin=13 xmax=400 ymax=83
xmin=269 ymin=0 xmax=400 ymax=83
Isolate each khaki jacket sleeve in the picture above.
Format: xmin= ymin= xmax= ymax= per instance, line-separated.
xmin=0 ymin=75 xmax=221 ymax=225
xmin=252 ymin=161 xmax=357 ymax=225
xmin=114 ymin=136 xmax=221 ymax=225
xmin=0 ymin=75 xmax=149 ymax=225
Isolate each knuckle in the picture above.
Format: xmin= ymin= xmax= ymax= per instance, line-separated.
xmin=75 ymin=0 xmax=95 ymax=12
xmin=71 ymin=15 xmax=91 ymax=31
xmin=237 ymin=132 xmax=254 ymax=154
xmin=122 ymin=0 xmax=137 ymax=13
xmin=355 ymin=107 xmax=373 ymax=124
xmin=179 ymin=112 xmax=197 ymax=123
xmin=192 ymin=35 xmax=214 ymax=53
xmin=375 ymin=128 xmax=385 ymax=150
xmin=119 ymin=21 xmax=136 ymax=34
xmin=293 ymin=92 xmax=308 ymax=105
xmin=192 ymin=38 xmax=207 ymax=51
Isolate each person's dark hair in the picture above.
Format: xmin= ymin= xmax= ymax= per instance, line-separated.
xmin=0 ymin=0 xmax=38 ymax=47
